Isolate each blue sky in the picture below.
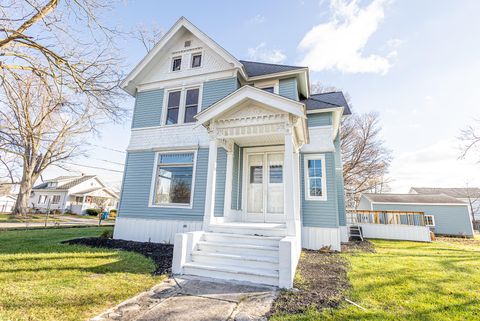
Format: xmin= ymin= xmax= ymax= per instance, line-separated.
xmin=46 ymin=0 xmax=480 ymax=192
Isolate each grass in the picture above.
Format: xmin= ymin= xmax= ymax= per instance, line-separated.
xmin=0 ymin=227 xmax=163 ymax=321
xmin=0 ymin=213 xmax=64 ymax=223
xmin=272 ymin=238 xmax=480 ymax=321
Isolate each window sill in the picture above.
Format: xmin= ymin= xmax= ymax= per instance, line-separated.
xmin=305 ymin=196 xmax=328 ymax=201
xmin=149 ymin=203 xmax=193 ymax=209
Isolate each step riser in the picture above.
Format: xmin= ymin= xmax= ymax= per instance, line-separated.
xmin=197 ymin=243 xmax=278 ymax=257
xmin=183 ymin=266 xmax=278 ymax=287
xmin=209 ymin=227 xmax=286 ymax=237
xmin=203 ymin=234 xmax=280 ymax=247
xmin=191 ymin=254 xmax=279 ymax=270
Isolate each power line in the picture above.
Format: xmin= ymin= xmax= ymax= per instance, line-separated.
xmin=85 ymin=143 xmax=126 ymax=154
xmin=86 ymin=156 xmax=125 ymax=166
xmin=64 ymin=162 xmax=124 ymax=173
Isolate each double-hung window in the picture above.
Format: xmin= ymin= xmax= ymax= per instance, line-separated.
xmin=165 ymin=87 xmax=200 ymax=125
xmin=304 ymin=154 xmax=327 ymax=200
xmin=152 ymin=152 xmax=195 ymax=206
xmin=51 ymin=195 xmax=61 ymax=204
xmin=38 ymin=195 xmax=48 ymax=204
xmin=172 ymin=57 xmax=182 ymax=71
xmin=424 ymin=215 xmax=435 ymax=227
xmin=191 ymin=53 xmax=202 ymax=68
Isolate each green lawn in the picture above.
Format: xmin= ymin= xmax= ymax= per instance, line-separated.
xmin=273 ymin=238 xmax=480 ymax=321
xmin=0 ymin=227 xmax=163 ymax=321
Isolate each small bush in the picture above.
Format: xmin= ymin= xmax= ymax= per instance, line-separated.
xmin=100 ymin=229 xmax=113 ymax=239
xmin=85 ymin=208 xmax=101 ymax=216
xmin=49 ymin=209 xmax=62 ymax=215
xmin=63 ymin=208 xmax=73 ymax=215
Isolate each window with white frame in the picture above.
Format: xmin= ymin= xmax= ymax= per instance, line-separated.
xmin=152 ymin=152 xmax=195 ymax=206
xmin=172 ymin=56 xmax=182 ymax=71
xmin=38 ymin=195 xmax=48 ymax=204
xmin=424 ymin=215 xmax=435 ymax=226
xmin=165 ymin=87 xmax=200 ymax=125
xmin=51 ymin=195 xmax=61 ymax=204
xmin=191 ymin=53 xmax=202 ymax=68
xmin=304 ymin=154 xmax=327 ymax=200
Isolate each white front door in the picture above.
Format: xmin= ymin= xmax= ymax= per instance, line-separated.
xmin=245 ymin=150 xmax=285 ymax=223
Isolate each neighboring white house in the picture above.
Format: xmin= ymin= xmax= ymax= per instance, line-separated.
xmin=410 ymin=187 xmax=480 ymax=221
xmin=30 ymin=175 xmax=119 ymax=214
xmin=0 ymin=195 xmax=16 ymax=213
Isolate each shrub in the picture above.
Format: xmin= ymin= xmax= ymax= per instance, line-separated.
xmin=49 ymin=209 xmax=61 ymax=215
xmin=109 ymin=209 xmax=117 ymax=218
xmin=100 ymin=229 xmax=113 ymax=239
xmin=63 ymin=208 xmax=73 ymax=215
xmin=85 ymin=208 xmax=101 ymax=216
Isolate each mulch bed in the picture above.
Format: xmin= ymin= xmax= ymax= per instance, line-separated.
xmin=269 ymin=240 xmax=375 ymax=316
xmin=64 ymin=237 xmax=174 ymax=275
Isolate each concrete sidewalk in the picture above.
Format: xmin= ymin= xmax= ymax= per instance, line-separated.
xmin=92 ymin=276 xmax=277 ymax=321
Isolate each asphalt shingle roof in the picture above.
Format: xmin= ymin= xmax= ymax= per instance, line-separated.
xmin=363 ymin=193 xmax=466 ymax=204
xmin=240 ymin=60 xmax=306 ymax=78
xmin=411 ymin=187 xmax=480 ymax=199
xmin=33 ymin=175 xmax=96 ymax=190
xmin=302 ymin=92 xmax=352 ymax=115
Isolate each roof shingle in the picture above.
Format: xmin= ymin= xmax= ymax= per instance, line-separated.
xmin=302 ymin=92 xmax=351 ymax=115
xmin=410 ymin=187 xmax=480 ymax=199
xmin=363 ymin=193 xmax=466 ymax=204
xmin=240 ymin=60 xmax=306 ymax=78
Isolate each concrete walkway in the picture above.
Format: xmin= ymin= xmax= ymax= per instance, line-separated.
xmin=0 ymin=216 xmax=114 ymax=229
xmin=92 ymin=276 xmax=277 ymax=321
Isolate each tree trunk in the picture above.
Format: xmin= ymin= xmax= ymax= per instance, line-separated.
xmin=12 ymin=171 xmax=35 ymax=215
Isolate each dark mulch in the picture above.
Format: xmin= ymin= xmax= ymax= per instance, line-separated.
xmin=64 ymin=237 xmax=174 ymax=275
xmin=270 ymin=240 xmax=375 ymax=316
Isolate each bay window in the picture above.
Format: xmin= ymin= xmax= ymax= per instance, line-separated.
xmin=304 ymin=154 xmax=327 ymax=200
xmin=152 ymin=152 xmax=196 ymax=207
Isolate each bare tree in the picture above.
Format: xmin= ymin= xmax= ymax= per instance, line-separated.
xmin=311 ymin=82 xmax=392 ymax=202
xmin=0 ymin=1 xmax=126 ymax=214
xmin=133 ymin=23 xmax=164 ymax=52
xmin=463 ymin=184 xmax=480 ymax=229
xmin=460 ymin=120 xmax=480 ymax=160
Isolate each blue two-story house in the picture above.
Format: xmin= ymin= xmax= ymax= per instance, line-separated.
xmin=115 ymin=17 xmax=351 ymax=288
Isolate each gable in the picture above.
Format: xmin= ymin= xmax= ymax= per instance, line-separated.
xmin=141 ymin=29 xmax=234 ymax=84
xmin=122 ymin=17 xmax=244 ymax=95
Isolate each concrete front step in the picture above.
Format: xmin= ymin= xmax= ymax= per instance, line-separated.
xmin=183 ymin=262 xmax=279 ymax=287
xmin=209 ymin=223 xmax=287 ymax=237
xmin=196 ymin=241 xmax=279 ymax=257
xmin=191 ymin=251 xmax=279 ymax=270
xmin=203 ymin=232 xmax=282 ymax=247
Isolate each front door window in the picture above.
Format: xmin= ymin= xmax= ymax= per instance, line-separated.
xmin=246 ymin=151 xmax=285 ymax=222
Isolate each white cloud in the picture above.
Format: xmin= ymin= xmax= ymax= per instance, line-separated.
xmin=298 ymin=0 xmax=394 ymax=74
xmin=388 ymin=139 xmax=480 ymax=192
xmin=248 ymin=42 xmax=287 ymax=64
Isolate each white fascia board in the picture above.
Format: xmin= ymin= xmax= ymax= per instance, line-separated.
xmin=246 ymin=68 xmax=308 ymax=82
xmin=195 ymin=85 xmax=305 ymax=124
xmin=370 ymin=201 xmax=470 ymax=207
xmin=121 ymin=17 xmax=244 ymax=95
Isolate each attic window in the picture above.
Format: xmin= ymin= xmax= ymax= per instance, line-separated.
xmin=191 ymin=54 xmax=202 ymax=68
xmin=172 ymin=57 xmax=182 ymax=71
xmin=184 ymin=40 xmax=191 ymax=47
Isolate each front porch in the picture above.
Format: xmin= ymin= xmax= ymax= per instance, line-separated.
xmin=172 ymin=86 xmax=309 ymax=288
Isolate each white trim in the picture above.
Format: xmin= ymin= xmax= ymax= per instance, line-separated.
xmin=121 ymin=17 xmax=245 ymax=95
xmin=148 ymin=149 xmax=198 ymax=209
xmin=303 ymin=154 xmax=327 ymax=201
xmin=424 ymin=214 xmax=435 ymax=227
xmin=247 ymin=68 xmax=308 ymax=82
xmin=161 ymin=83 xmax=203 ymax=126
xmin=195 ymin=85 xmax=305 ymax=124
xmin=369 ymin=201 xmax=470 ymax=207
xmin=254 ymin=79 xmax=279 ymax=94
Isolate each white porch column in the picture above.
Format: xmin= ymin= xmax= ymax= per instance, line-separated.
xmin=203 ymin=138 xmax=218 ymax=229
xmin=284 ymin=130 xmax=297 ymax=236
xmin=223 ymin=146 xmax=234 ymax=220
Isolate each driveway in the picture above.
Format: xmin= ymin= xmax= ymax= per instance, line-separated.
xmin=92 ymin=276 xmax=277 ymax=321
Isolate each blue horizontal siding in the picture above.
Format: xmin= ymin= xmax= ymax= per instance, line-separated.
xmin=279 ymin=78 xmax=299 ymax=101
xmin=307 ymin=112 xmax=332 ymax=127
xmin=132 ymin=89 xmax=163 ymax=128
xmin=371 ymin=203 xmax=473 ymax=236
xmin=202 ymin=77 xmax=239 ymax=110
xmin=119 ymin=148 xmax=229 ymax=221
xmin=300 ymin=152 xmax=339 ymax=228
